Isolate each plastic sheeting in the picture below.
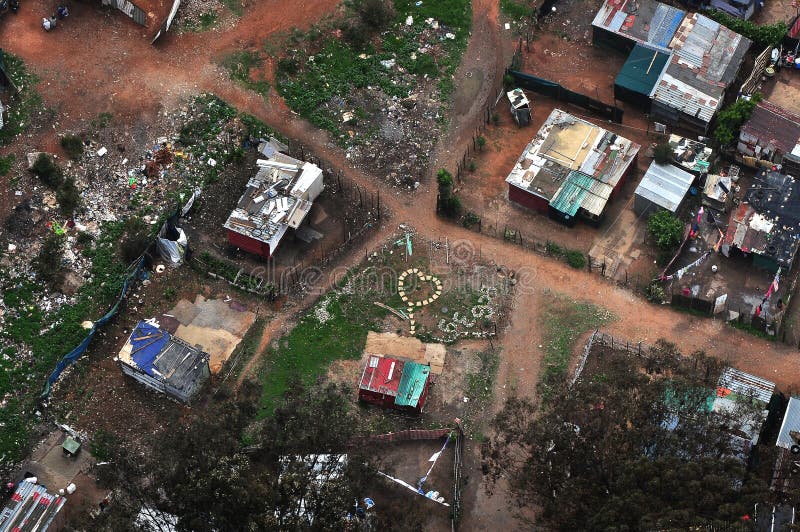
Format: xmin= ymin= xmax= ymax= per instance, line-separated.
xmin=41 ymin=257 xmax=144 ymax=399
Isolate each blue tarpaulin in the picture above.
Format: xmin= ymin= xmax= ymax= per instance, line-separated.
xmin=40 ymin=258 xmax=145 ymax=399
xmin=128 ymin=321 xmax=170 ymax=377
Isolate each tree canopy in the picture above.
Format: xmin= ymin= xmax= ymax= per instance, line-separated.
xmin=483 ymin=341 xmax=769 ymax=530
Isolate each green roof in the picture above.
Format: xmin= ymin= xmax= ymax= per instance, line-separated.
xmin=395 ymin=361 xmax=430 ymax=408
xmin=616 ymin=45 xmax=670 ymax=97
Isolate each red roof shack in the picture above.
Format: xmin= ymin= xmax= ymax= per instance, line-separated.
xmin=358 ymin=356 xmax=431 ymax=414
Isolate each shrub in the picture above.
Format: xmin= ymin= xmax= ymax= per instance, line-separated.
xmin=646 ymin=282 xmax=667 ymax=304
xmin=0 ymin=154 xmax=14 ymax=175
xmin=76 ymin=231 xmax=94 ymax=246
xmin=653 ymin=142 xmax=673 ymax=165
xmin=342 ymin=20 xmax=371 ymax=50
xmin=56 ymin=177 xmax=81 ymax=216
xmin=440 ymin=195 xmax=462 ymax=218
xmin=713 ymin=95 xmax=761 ymax=146
xmin=31 ymin=153 xmax=63 ymax=188
xmin=503 ymin=73 xmax=515 ymax=90
xmin=437 ymin=168 xmax=454 ymax=188
xmin=354 ymin=0 xmax=395 ymax=31
xmin=34 ymin=233 xmax=66 ymax=290
xmin=705 ymin=10 xmax=786 ymax=48
xmin=60 ymin=134 xmax=84 ymax=160
xmin=492 ymin=112 xmax=500 ymax=125
xmin=647 ymin=210 xmax=684 ymax=251
xmin=468 ymin=160 xmax=476 ymax=172
xmin=501 ymin=0 xmax=533 ymax=19
xmin=120 ymin=217 xmax=152 ymax=264
xmin=565 ymin=250 xmax=587 ymax=269
xmin=462 ymin=210 xmax=481 ymax=228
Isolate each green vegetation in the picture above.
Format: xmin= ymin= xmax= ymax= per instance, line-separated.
xmin=60 ymin=134 xmax=84 ymax=160
xmin=0 ymin=221 xmax=135 ymax=464
xmin=0 ymin=53 xmax=43 ymax=147
xmin=33 ymin=233 xmax=66 ymax=289
xmin=539 ymin=292 xmax=615 ymax=393
xmin=500 ymin=0 xmax=533 ymax=20
xmin=0 ymin=153 xmax=14 ymax=175
xmin=257 ymin=286 xmax=388 ymax=417
xmin=0 ymin=94 xmax=280 ymax=467
xmin=88 ymin=429 xmax=117 ymax=462
xmin=546 ymin=242 xmax=587 ymax=269
xmin=653 ymin=142 xmax=673 ymax=165
xmin=706 ymin=10 xmax=787 ymax=49
xmin=647 ymin=210 xmax=684 ymax=251
xmin=90 ymin=112 xmax=113 ymax=132
xmin=31 ymin=153 xmax=63 ymax=188
xmin=183 ymin=11 xmax=218 ymax=32
xmin=275 ymin=0 xmax=471 ymax=141
xmin=437 ymin=168 xmax=462 ymax=218
xmin=56 ymin=176 xmax=81 ymax=216
xmin=220 ymin=0 xmax=243 ymax=16
xmin=221 ymin=50 xmax=271 ymax=97
xmin=713 ymin=94 xmax=761 ymax=146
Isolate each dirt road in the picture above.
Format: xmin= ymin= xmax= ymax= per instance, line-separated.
xmin=3 ymin=2 xmax=800 ymax=529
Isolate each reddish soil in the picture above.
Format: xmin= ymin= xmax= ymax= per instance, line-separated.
xmin=4 ymin=1 xmax=800 ymax=529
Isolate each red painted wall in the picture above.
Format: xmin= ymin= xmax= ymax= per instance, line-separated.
xmin=611 ymin=152 xmax=638 ymax=198
xmin=508 ymin=183 xmax=549 ymax=214
xmin=227 ymin=229 xmax=271 ymax=258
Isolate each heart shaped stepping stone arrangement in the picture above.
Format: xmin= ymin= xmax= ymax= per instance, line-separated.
xmin=397 ymin=268 xmax=442 ymax=335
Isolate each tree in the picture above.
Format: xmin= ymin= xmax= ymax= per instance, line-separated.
xmin=56 ymin=176 xmax=81 ymax=216
xmin=483 ymin=340 xmax=769 ymax=530
xmin=647 ymin=209 xmax=684 ymax=251
xmin=653 ymin=142 xmax=673 ymax=165
xmin=436 ymin=169 xmax=462 ymax=219
xmin=31 ymin=153 xmax=63 ymax=188
xmin=60 ymin=134 xmax=84 ymax=160
xmin=713 ymin=94 xmax=761 ymax=147
xmin=84 ymin=381 xmax=414 ymax=531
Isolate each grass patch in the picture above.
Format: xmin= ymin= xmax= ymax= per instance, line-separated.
xmin=275 ymin=0 xmax=471 ymax=142
xmin=257 ymin=288 xmax=388 ymax=417
xmin=0 ymin=153 xmax=14 ymax=175
xmin=500 ymin=0 xmax=533 ymax=20
xmin=728 ymin=319 xmax=775 ymax=341
xmin=221 ymin=50 xmax=270 ymax=97
xmin=220 ymin=0 xmax=242 ymax=16
xmin=0 ymin=53 xmax=43 ymax=147
xmin=540 ymin=291 xmax=615 ymax=394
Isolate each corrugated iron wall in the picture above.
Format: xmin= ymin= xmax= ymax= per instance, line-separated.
xmin=102 ymin=0 xmax=147 ymax=26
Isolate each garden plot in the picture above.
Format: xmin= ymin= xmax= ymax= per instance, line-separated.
xmin=262 ymin=228 xmax=512 ymax=414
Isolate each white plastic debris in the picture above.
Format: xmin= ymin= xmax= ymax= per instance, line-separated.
xmin=445 ymin=32 xmax=455 ymax=39
xmin=7 ymin=243 xmax=16 ymax=252
xmin=81 ymin=321 xmax=94 ymax=330
xmin=380 ymin=59 xmax=396 ymax=69
xmin=208 ymin=158 xmax=217 ymax=167
xmin=155 ymin=265 xmax=166 ymax=274
xmin=97 ymin=147 xmax=108 ymax=157
xmin=66 ymin=483 xmax=77 ymax=495
xmin=406 ymin=15 xmax=413 ymax=25
xmin=14 ymin=190 xmax=22 ymax=196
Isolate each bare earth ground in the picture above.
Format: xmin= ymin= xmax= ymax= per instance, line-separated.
xmin=2 ymin=1 xmax=800 ymax=530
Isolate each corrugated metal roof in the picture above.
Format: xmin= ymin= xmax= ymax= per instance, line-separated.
xmin=778 ymin=397 xmax=800 ymax=449
xmin=715 ymin=367 xmax=775 ymax=405
xmin=550 ymin=170 xmax=614 ymax=217
xmin=616 ymin=45 xmax=671 ymax=97
xmin=740 ymin=101 xmax=800 ymax=155
xmin=0 ymin=481 xmax=66 ymax=532
xmin=395 ymin=361 xmax=431 ymax=408
xmin=634 ymin=161 xmax=694 ymax=212
xmin=592 ymin=0 xmax=684 ymax=51
xmin=652 ymin=13 xmax=750 ymax=124
xmin=119 ymin=321 xmax=210 ymax=400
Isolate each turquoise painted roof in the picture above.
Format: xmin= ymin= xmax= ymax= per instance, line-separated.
xmin=616 ymin=44 xmax=670 ymax=97
xmin=395 ymin=361 xmax=430 ymax=407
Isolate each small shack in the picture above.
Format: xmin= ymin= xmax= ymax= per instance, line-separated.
xmin=702 ymin=173 xmax=733 ymax=212
xmin=506 ymin=88 xmax=531 ymax=126
xmin=772 ymin=397 xmax=800 ymax=494
xmin=614 ymin=45 xmax=670 ymax=109
xmin=737 ymin=100 xmax=800 ymax=175
xmin=358 ymin=356 xmax=431 ymax=414
xmin=0 ymin=481 xmax=66 ymax=531
xmin=117 ymin=320 xmax=211 ymax=403
xmin=669 ymin=134 xmax=713 ymax=175
xmin=224 ymin=149 xmax=323 ymax=259
xmin=722 ymin=172 xmax=800 ymax=273
xmin=633 ymin=161 xmax=694 ymax=216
